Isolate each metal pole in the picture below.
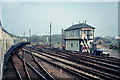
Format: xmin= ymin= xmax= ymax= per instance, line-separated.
xmin=93 ymin=29 xmax=95 ymax=54
xmin=62 ymin=29 xmax=64 ymax=46
xmin=50 ymin=23 xmax=51 ymax=47
xmin=29 ymin=29 xmax=31 ymax=42
xmin=93 ymin=29 xmax=94 ymax=43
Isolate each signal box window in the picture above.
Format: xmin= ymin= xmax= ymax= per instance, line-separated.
xmin=71 ymin=43 xmax=73 ymax=47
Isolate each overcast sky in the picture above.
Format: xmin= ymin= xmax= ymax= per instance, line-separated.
xmin=1 ymin=2 xmax=118 ymax=37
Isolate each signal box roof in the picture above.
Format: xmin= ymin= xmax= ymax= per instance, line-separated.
xmin=65 ymin=23 xmax=95 ymax=31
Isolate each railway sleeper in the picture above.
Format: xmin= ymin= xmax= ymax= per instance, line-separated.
xmin=34 ymin=55 xmax=97 ymax=80
xmin=24 ymin=46 xmax=120 ymax=79
xmin=16 ymin=53 xmax=47 ymax=80
xmin=29 ymin=48 xmax=120 ymax=77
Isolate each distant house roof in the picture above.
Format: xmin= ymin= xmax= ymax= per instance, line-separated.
xmin=65 ymin=23 xmax=95 ymax=31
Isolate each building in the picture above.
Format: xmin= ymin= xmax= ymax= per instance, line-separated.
xmin=94 ymin=37 xmax=105 ymax=48
xmin=64 ymin=21 xmax=95 ymax=53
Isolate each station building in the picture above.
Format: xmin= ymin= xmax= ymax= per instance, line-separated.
xmin=64 ymin=21 xmax=95 ymax=53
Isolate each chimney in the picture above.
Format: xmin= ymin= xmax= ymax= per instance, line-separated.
xmin=79 ymin=21 xmax=80 ymax=24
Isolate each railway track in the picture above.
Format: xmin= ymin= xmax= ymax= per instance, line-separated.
xmin=4 ymin=57 xmax=21 ymax=80
xmin=23 ymin=45 xmax=120 ymax=80
xmin=4 ymin=48 xmax=54 ymax=80
xmin=31 ymin=45 xmax=120 ymax=70
xmin=39 ymin=45 xmax=120 ymax=66
xmin=56 ymin=48 xmax=120 ymax=66
xmin=22 ymin=48 xmax=100 ymax=80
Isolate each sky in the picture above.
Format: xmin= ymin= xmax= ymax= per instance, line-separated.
xmin=1 ymin=2 xmax=118 ymax=37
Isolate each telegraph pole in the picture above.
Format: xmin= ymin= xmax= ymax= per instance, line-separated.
xmin=50 ymin=23 xmax=52 ymax=47
xmin=62 ymin=28 xmax=64 ymax=46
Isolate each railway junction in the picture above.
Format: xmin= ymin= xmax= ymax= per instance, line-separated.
xmin=2 ymin=42 xmax=120 ymax=80
xmin=1 ymin=21 xmax=120 ymax=80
